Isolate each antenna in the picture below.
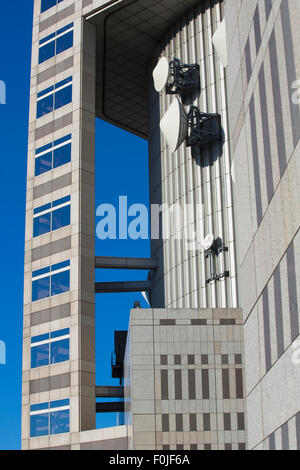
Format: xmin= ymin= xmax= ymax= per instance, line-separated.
xmin=153 ymin=57 xmax=170 ymax=92
xmin=160 ymin=98 xmax=188 ymax=152
xmin=200 ymin=234 xmax=215 ymax=251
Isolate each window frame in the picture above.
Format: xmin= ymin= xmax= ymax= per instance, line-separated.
xmin=31 ymin=329 xmax=70 ymax=369
xmin=39 ymin=24 xmax=74 ymax=64
xmin=40 ymin=0 xmax=64 ymax=14
xmin=30 ymin=399 xmax=70 ymax=438
xmin=35 ymin=134 xmax=72 ymax=177
xmin=32 ymin=260 xmax=71 ymax=302
xmin=33 ymin=195 xmax=71 ymax=238
xmin=36 ymin=77 xmax=73 ymax=119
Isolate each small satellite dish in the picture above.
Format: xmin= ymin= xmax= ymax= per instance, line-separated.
xmin=201 ymin=234 xmax=214 ymax=251
xmin=160 ymin=98 xmax=188 ymax=152
xmin=153 ymin=57 xmax=170 ymax=92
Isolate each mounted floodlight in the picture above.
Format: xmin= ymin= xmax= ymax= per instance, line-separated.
xmin=153 ymin=57 xmax=200 ymax=98
xmin=160 ymin=100 xmax=222 ymax=153
xmin=160 ymin=98 xmax=188 ymax=152
xmin=153 ymin=57 xmax=170 ymax=92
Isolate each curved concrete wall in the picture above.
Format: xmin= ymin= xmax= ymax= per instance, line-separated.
xmin=149 ymin=0 xmax=238 ymax=310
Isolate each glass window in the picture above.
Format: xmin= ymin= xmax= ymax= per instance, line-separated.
xmin=51 ymin=269 xmax=70 ymax=296
xmin=31 ymin=329 xmax=70 ymax=368
xmin=31 ymin=343 xmax=49 ymax=368
xmin=36 ymin=78 xmax=72 ymax=119
xmin=39 ymin=41 xmax=55 ymax=64
xmin=35 ymin=135 xmax=71 ymax=177
xmin=30 ymin=399 xmax=70 ymax=438
xmin=32 ymin=276 xmax=50 ymax=302
xmin=37 ymin=93 xmax=54 ymax=118
xmin=50 ymin=408 xmax=70 ymax=435
xmin=32 ymin=261 xmax=70 ymax=302
xmin=56 ymin=30 xmax=73 ymax=55
xmin=53 ymin=141 xmax=71 ymax=169
xmin=54 ymin=85 xmax=72 ymax=110
xmin=35 ymin=151 xmax=52 ymax=176
xmin=41 ymin=0 xmax=64 ymax=14
xmin=30 ymin=413 xmax=49 ymax=438
xmin=33 ymin=196 xmax=71 ymax=238
xmin=39 ymin=25 xmax=73 ymax=64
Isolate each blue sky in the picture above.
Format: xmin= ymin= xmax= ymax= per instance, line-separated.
xmin=0 ymin=1 xmax=149 ymax=449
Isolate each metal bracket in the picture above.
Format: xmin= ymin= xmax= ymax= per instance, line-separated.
xmin=187 ymin=107 xmax=222 ymax=149
xmin=166 ymin=58 xmax=200 ymax=98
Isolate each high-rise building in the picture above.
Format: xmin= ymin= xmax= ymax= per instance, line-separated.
xmin=22 ymin=0 xmax=300 ymax=450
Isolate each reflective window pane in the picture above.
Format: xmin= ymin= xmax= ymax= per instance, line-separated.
xmin=32 ymin=276 xmax=50 ymax=302
xmin=35 ymin=152 xmax=52 ymax=176
xmin=31 ymin=343 xmax=49 ymax=368
xmin=30 ymin=413 xmax=49 ymax=437
xmin=56 ymin=31 xmax=73 ymax=55
xmin=54 ymin=85 xmax=72 ymax=110
xmin=39 ymin=41 xmax=55 ymax=64
xmin=41 ymin=0 xmax=57 ymax=13
xmin=52 ymin=205 xmax=70 ymax=231
xmin=50 ymin=409 xmax=70 ymax=435
xmin=33 ymin=212 xmax=51 ymax=237
xmin=53 ymin=142 xmax=71 ymax=168
xmin=37 ymin=95 xmax=54 ymax=118
xmin=51 ymin=270 xmax=70 ymax=296
xmin=50 ymin=338 xmax=69 ymax=364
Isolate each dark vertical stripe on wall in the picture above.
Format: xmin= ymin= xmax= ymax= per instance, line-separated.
xmin=188 ymin=370 xmax=196 ymax=400
xmin=265 ymin=0 xmax=272 ymax=19
xmin=254 ymin=5 xmax=262 ymax=54
xmin=249 ymin=97 xmax=263 ymax=225
xmin=280 ymin=2 xmax=300 ymax=147
xmin=202 ymin=369 xmax=210 ymax=399
xmin=269 ymin=432 xmax=275 ymax=450
xmin=274 ymin=266 xmax=284 ymax=358
xmin=281 ymin=422 xmax=289 ymax=450
xmin=245 ymin=40 xmax=252 ymax=83
xmin=203 ymin=414 xmax=211 ymax=431
xmin=176 ymin=414 xmax=183 ymax=432
xmin=286 ymin=243 xmax=299 ymax=342
xmin=222 ymin=369 xmax=230 ymax=399
xmin=296 ymin=413 xmax=300 ymax=450
xmin=235 ymin=369 xmax=244 ymax=399
xmin=263 ymin=287 xmax=272 ymax=372
xmin=161 ymin=370 xmax=169 ymax=400
xmin=189 ymin=414 xmax=197 ymax=431
xmin=162 ymin=414 xmax=169 ymax=432
xmin=175 ymin=370 xmax=182 ymax=400
xmin=259 ymin=65 xmax=274 ymax=203
xmin=269 ymin=31 xmax=287 ymax=177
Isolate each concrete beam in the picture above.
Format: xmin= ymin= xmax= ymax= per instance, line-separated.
xmin=96 ymin=402 xmax=124 ymax=413
xmin=95 ymin=386 xmax=124 ymax=398
xmin=95 ymin=281 xmax=152 ymax=293
xmin=95 ymin=256 xmax=158 ymax=270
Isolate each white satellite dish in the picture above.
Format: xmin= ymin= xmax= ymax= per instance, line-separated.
xmin=160 ymin=98 xmax=188 ymax=152
xmin=201 ymin=234 xmax=214 ymax=251
xmin=153 ymin=57 xmax=170 ymax=92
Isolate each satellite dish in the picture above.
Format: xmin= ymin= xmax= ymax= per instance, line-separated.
xmin=153 ymin=57 xmax=170 ymax=92
xmin=160 ymin=98 xmax=188 ymax=152
xmin=201 ymin=234 xmax=214 ymax=251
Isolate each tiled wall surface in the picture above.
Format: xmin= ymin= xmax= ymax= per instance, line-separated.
xmin=22 ymin=0 xmax=101 ymax=449
xmin=225 ymin=0 xmax=300 ymax=449
xmin=125 ymin=308 xmax=246 ymax=450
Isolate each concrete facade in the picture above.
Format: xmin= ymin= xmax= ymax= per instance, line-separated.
xmin=125 ymin=308 xmax=246 ymax=450
xmin=22 ymin=0 xmax=300 ymax=451
xmin=225 ymin=0 xmax=300 ymax=450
